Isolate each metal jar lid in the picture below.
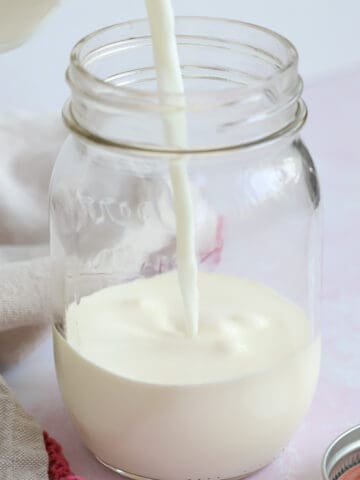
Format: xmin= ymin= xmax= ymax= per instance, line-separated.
xmin=322 ymin=425 xmax=360 ymax=480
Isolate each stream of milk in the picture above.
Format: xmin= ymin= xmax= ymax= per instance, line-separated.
xmin=145 ymin=0 xmax=199 ymax=336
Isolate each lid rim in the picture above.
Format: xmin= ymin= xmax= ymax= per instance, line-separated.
xmin=322 ymin=425 xmax=360 ymax=480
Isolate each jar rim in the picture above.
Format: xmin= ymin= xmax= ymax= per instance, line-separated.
xmin=65 ymin=16 xmax=306 ymax=153
xmin=69 ymin=16 xmax=299 ymax=106
xmin=63 ymin=98 xmax=307 ymax=155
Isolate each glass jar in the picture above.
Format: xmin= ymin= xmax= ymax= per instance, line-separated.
xmin=50 ymin=17 xmax=321 ymax=480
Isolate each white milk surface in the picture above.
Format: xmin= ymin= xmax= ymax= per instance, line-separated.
xmin=54 ymin=272 xmax=320 ymax=479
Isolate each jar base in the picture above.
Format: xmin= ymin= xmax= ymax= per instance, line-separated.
xmin=95 ymin=454 xmax=266 ymax=480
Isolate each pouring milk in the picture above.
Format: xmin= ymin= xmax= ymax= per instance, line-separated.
xmin=145 ymin=0 xmax=199 ymax=336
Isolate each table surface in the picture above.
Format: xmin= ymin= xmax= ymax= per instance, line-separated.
xmin=4 ymin=68 xmax=360 ymax=480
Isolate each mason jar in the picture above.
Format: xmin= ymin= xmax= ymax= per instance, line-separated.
xmin=50 ymin=17 xmax=322 ymax=480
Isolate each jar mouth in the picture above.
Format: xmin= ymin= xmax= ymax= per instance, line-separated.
xmin=69 ymin=16 xmax=299 ymax=106
xmin=65 ymin=16 xmax=306 ymax=153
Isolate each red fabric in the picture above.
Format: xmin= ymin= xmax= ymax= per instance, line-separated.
xmin=44 ymin=432 xmax=85 ymax=480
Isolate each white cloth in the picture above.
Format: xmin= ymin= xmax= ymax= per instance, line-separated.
xmin=0 ymin=111 xmax=66 ymax=246
xmin=0 ymin=112 xmax=65 ymax=479
xmin=0 ymin=112 xmax=66 ymax=366
xmin=0 ymin=376 xmax=49 ymax=480
xmin=0 ymin=257 xmax=51 ymax=367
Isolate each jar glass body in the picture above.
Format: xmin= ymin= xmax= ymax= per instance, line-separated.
xmin=50 ymin=18 xmax=321 ymax=480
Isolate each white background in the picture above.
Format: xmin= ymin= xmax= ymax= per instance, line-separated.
xmin=0 ymin=0 xmax=360 ymax=112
